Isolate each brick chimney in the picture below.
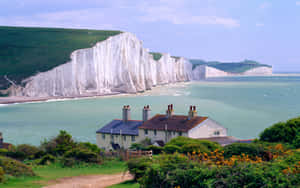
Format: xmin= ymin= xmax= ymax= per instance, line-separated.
xmin=188 ymin=106 xmax=197 ymax=119
xmin=143 ymin=105 xmax=151 ymax=122
xmin=122 ymin=105 xmax=131 ymax=122
xmin=166 ymin=104 xmax=174 ymax=118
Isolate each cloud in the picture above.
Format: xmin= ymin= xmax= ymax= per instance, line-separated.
xmin=0 ymin=0 xmax=240 ymax=29
xmin=259 ymin=2 xmax=272 ymax=9
xmin=0 ymin=8 xmax=123 ymax=30
xmin=138 ymin=1 xmax=240 ymax=28
xmin=297 ymin=1 xmax=300 ymax=6
xmin=256 ymin=23 xmax=264 ymax=27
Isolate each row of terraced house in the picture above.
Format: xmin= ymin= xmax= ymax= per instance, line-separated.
xmin=96 ymin=104 xmax=229 ymax=150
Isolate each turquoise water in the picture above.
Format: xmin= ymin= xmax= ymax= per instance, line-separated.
xmin=1 ymin=76 xmax=300 ymax=145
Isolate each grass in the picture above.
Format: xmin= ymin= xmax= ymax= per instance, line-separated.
xmin=149 ymin=52 xmax=163 ymax=61
xmin=190 ymin=59 xmax=272 ymax=73
xmin=108 ymin=180 xmax=140 ymax=188
xmin=0 ymin=160 xmax=126 ymax=188
xmin=0 ymin=26 xmax=122 ymax=89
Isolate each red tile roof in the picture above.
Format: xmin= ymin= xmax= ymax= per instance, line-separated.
xmin=139 ymin=114 xmax=208 ymax=132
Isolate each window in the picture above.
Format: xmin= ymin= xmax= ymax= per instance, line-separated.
xmin=131 ymin=136 xmax=135 ymax=141
xmin=179 ymin=132 xmax=182 ymax=136
xmin=102 ymin=134 xmax=105 ymax=140
xmin=214 ymin=131 xmax=220 ymax=136
xmin=144 ymin=129 xmax=148 ymax=135
xmin=111 ymin=135 xmax=114 ymax=141
xmin=173 ymin=131 xmax=176 ymax=135
xmin=154 ymin=130 xmax=157 ymax=136
xmin=123 ymin=135 xmax=126 ymax=141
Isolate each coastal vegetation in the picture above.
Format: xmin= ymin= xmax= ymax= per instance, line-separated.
xmin=0 ymin=26 xmax=122 ymax=90
xmin=260 ymin=116 xmax=300 ymax=148
xmin=0 ymin=116 xmax=299 ymax=187
xmin=0 ymin=130 xmax=126 ymax=187
xmin=127 ymin=142 xmax=300 ymax=187
xmin=127 ymin=116 xmax=300 ymax=187
xmin=190 ymin=59 xmax=272 ymax=73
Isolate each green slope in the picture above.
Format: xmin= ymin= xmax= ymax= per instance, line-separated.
xmin=150 ymin=52 xmax=163 ymax=61
xmin=190 ymin=59 xmax=272 ymax=73
xmin=0 ymin=26 xmax=122 ymax=90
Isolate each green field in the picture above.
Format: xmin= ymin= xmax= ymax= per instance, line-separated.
xmin=0 ymin=26 xmax=122 ymax=90
xmin=0 ymin=160 xmax=126 ymax=188
xmin=190 ymin=59 xmax=272 ymax=73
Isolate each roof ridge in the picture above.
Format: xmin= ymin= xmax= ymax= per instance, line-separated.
xmin=114 ymin=119 xmax=142 ymax=122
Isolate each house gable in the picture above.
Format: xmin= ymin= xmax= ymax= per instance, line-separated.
xmin=188 ymin=118 xmax=228 ymax=138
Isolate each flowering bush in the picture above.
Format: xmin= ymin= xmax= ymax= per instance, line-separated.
xmin=128 ymin=144 xmax=300 ymax=188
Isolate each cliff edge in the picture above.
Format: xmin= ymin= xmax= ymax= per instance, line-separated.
xmin=12 ymin=32 xmax=192 ymax=97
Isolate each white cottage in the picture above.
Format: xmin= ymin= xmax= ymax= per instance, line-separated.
xmin=96 ymin=105 xmax=228 ymax=150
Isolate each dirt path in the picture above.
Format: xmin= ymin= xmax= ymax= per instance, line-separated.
xmin=43 ymin=172 xmax=133 ymax=188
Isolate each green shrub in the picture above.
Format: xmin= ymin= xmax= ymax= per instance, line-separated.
xmin=61 ymin=157 xmax=77 ymax=167
xmin=0 ymin=149 xmax=8 ymax=156
xmin=63 ymin=148 xmax=102 ymax=165
xmin=38 ymin=154 xmax=56 ymax=165
xmin=135 ymin=152 xmax=300 ymax=188
xmin=164 ymin=136 xmax=221 ymax=154
xmin=197 ymin=140 xmax=221 ymax=151
xmin=78 ymin=142 xmax=101 ymax=154
xmin=138 ymin=153 xmax=197 ymax=187
xmin=223 ymin=143 xmax=266 ymax=158
xmin=40 ymin=130 xmax=76 ymax=156
xmin=146 ymin=145 xmax=162 ymax=155
xmin=0 ymin=156 xmax=35 ymax=177
xmin=163 ymin=145 xmax=181 ymax=154
xmin=127 ymin=157 xmax=152 ymax=181
xmin=0 ymin=167 xmax=4 ymax=183
xmin=293 ymin=132 xmax=300 ymax=148
xmin=3 ymin=144 xmax=43 ymax=161
xmin=130 ymin=143 xmax=146 ymax=151
xmin=181 ymin=143 xmax=210 ymax=154
xmin=260 ymin=116 xmax=300 ymax=148
xmin=130 ymin=138 xmax=152 ymax=151
xmin=166 ymin=136 xmax=195 ymax=147
xmin=213 ymin=164 xmax=273 ymax=187
xmin=16 ymin=144 xmax=42 ymax=159
xmin=5 ymin=150 xmax=26 ymax=161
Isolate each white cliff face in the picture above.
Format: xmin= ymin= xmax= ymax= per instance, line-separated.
xmin=192 ymin=65 xmax=272 ymax=80
xmin=18 ymin=32 xmax=193 ymax=97
xmin=11 ymin=32 xmax=272 ymax=97
xmin=241 ymin=67 xmax=273 ymax=76
xmin=192 ymin=65 xmax=229 ymax=80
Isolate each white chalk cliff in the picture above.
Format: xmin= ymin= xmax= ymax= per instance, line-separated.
xmin=192 ymin=65 xmax=272 ymax=79
xmin=11 ymin=32 xmax=272 ymax=97
xmin=17 ymin=32 xmax=193 ymax=97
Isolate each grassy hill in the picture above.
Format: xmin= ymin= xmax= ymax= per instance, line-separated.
xmin=190 ymin=59 xmax=272 ymax=73
xmin=0 ymin=26 xmax=122 ymax=90
xmin=149 ymin=52 xmax=163 ymax=61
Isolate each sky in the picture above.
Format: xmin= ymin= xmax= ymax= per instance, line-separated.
xmin=0 ymin=0 xmax=300 ymax=72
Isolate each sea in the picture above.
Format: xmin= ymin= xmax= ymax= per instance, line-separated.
xmin=1 ymin=75 xmax=300 ymax=145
